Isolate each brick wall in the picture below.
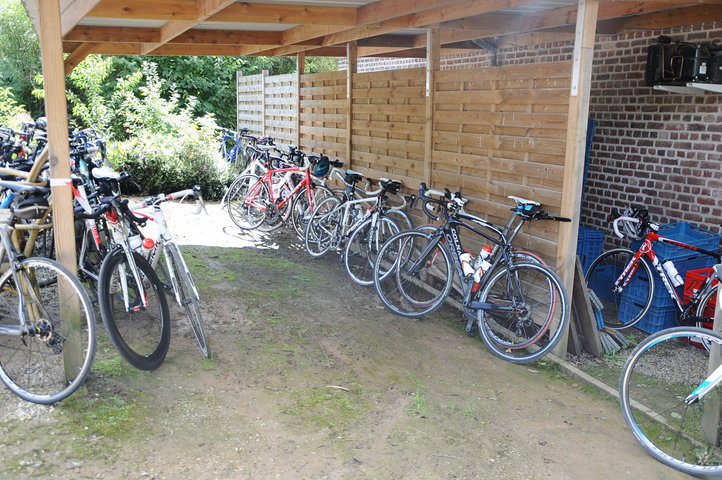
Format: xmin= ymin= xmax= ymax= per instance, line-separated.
xmin=345 ymin=23 xmax=722 ymax=249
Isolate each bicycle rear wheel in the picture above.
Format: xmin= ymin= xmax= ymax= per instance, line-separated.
xmin=290 ymin=185 xmax=334 ymax=238
xmin=619 ymin=327 xmax=722 ymax=476
xmin=98 ymin=248 xmax=170 ymax=371
xmin=585 ymin=248 xmax=654 ymax=329
xmin=304 ymin=195 xmax=343 ymax=257
xmin=476 ymin=262 xmax=568 ymax=364
xmin=373 ymin=230 xmax=453 ymax=318
xmin=164 ymin=243 xmax=211 ymax=358
xmin=0 ymin=258 xmax=96 ymax=404
xmin=344 ymin=215 xmax=401 ymax=286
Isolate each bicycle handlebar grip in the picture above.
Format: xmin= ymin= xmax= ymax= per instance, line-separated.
xmin=74 ymin=201 xmax=112 ymax=220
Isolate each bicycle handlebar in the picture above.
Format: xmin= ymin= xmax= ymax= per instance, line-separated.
xmin=130 ymin=185 xmax=207 ymax=215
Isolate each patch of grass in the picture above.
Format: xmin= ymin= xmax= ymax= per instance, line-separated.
xmin=92 ymin=355 xmax=140 ymax=377
xmin=282 ymin=384 xmax=368 ymax=431
xmin=406 ymin=389 xmax=429 ymax=418
xmin=59 ymin=391 xmax=148 ymax=439
xmin=200 ymin=355 xmax=218 ymax=370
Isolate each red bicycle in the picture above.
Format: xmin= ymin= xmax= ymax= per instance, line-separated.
xmin=585 ymin=207 xmax=721 ymax=330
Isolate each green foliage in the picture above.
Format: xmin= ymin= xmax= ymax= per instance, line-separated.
xmin=0 ymin=86 xmax=28 ymax=127
xmin=0 ymin=0 xmax=43 ymax=118
xmin=66 ymin=55 xmax=116 ymax=134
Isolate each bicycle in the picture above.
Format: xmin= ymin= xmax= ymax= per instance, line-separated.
xmin=84 ymin=169 xmax=171 ymax=371
xmin=219 ymin=127 xmax=254 ymax=170
xmin=372 ymin=184 xmax=570 ymax=364
xmin=0 ymin=181 xmax=96 ymax=404
xmin=619 ymin=269 xmax=722 ymax=476
xmin=129 ymin=186 xmax=211 ymax=358
xmin=228 ymin=150 xmax=335 ymax=235
xmin=585 ymin=207 xmax=721 ymax=331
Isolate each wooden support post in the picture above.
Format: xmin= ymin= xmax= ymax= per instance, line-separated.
xmin=346 ymin=42 xmax=357 ymax=168
xmin=261 ymin=70 xmax=268 ymax=136
xmin=236 ymin=70 xmax=241 ymax=132
xmin=553 ymin=0 xmax=598 ymax=358
xmin=424 ymin=27 xmax=440 ymax=187
xmin=702 ymin=281 xmax=722 ymax=443
xmin=37 ymin=0 xmax=82 ymax=374
xmin=296 ymin=52 xmax=305 ymax=148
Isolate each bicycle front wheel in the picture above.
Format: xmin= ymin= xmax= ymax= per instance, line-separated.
xmin=227 ymin=174 xmax=268 ymax=230
xmin=619 ymin=327 xmax=722 ymax=476
xmin=373 ymin=230 xmax=453 ymax=318
xmin=304 ymin=195 xmax=343 ymax=257
xmin=290 ymin=185 xmax=334 ymax=238
xmin=585 ymin=248 xmax=654 ymax=329
xmin=476 ymin=262 xmax=568 ymax=364
xmin=344 ymin=215 xmax=400 ymax=286
xmin=98 ymin=248 xmax=171 ymax=371
xmin=0 ymin=258 xmax=96 ymax=404
xmin=164 ymin=243 xmax=211 ymax=358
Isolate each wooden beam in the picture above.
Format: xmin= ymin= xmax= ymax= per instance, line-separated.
xmin=87 ymin=0 xmax=198 ymax=21
xmin=60 ymin=0 xmax=101 ymax=36
xmin=424 ymin=27 xmax=440 ymax=187
xmin=170 ymin=29 xmax=283 ymax=46
xmin=346 ymin=42 xmax=357 ymax=168
xmin=140 ymin=0 xmax=236 ymax=55
xmin=555 ymin=0 xmax=599 ymax=357
xmin=64 ymin=26 xmax=160 ymax=43
xmin=38 ymin=0 xmax=82 ymax=373
xmin=598 ymin=5 xmax=722 ymax=33
xmin=63 ymin=41 xmax=96 ymax=75
xmin=296 ymin=52 xmax=304 ymax=148
xmin=207 ymin=2 xmax=357 ymax=25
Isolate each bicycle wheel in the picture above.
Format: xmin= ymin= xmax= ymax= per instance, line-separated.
xmin=227 ymin=174 xmax=268 ymax=230
xmin=386 ymin=208 xmax=414 ymax=232
xmin=0 ymin=258 xmax=96 ymax=404
xmin=476 ymin=262 xmax=568 ymax=364
xmin=585 ymin=248 xmax=654 ymax=329
xmin=304 ymin=195 xmax=343 ymax=257
xmin=619 ymin=326 xmax=722 ymax=476
xmin=290 ymin=185 xmax=334 ymax=238
xmin=344 ymin=215 xmax=400 ymax=286
xmin=163 ymin=243 xmax=210 ymax=358
xmin=98 ymin=248 xmax=170 ymax=371
xmin=373 ymin=230 xmax=453 ymax=318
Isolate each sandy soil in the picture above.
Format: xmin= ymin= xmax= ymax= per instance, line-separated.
xmin=0 ymin=200 xmax=691 ymax=480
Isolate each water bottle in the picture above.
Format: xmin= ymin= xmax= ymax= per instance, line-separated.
xmin=471 ymin=246 xmax=493 ymax=293
xmin=141 ymin=237 xmax=155 ymax=259
xmin=662 ymin=260 xmax=684 ymax=287
xmin=459 ymin=252 xmax=474 ymax=278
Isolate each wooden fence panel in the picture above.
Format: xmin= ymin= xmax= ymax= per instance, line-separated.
xmin=299 ymin=71 xmax=347 ymax=159
xmin=432 ymin=62 xmax=572 ymax=262
xmin=265 ymin=73 xmax=297 ymax=147
xmin=351 ymin=68 xmax=426 ymax=186
xmin=237 ymin=72 xmax=264 ymax=137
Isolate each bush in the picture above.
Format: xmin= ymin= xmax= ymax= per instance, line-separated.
xmin=108 ymin=116 xmax=233 ymax=200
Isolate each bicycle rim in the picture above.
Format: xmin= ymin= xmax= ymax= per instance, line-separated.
xmin=167 ymin=244 xmax=210 ymax=358
xmin=227 ymin=175 xmax=267 ymax=230
xmin=0 ymin=258 xmax=96 ymax=404
xmin=344 ymin=216 xmax=400 ymax=286
xmin=619 ymin=327 xmax=722 ymax=476
xmin=477 ymin=262 xmax=568 ymax=364
xmin=304 ymin=196 xmax=342 ymax=257
xmin=585 ymin=249 xmax=654 ymax=329
xmin=98 ymin=249 xmax=171 ymax=371
xmin=373 ymin=231 xmax=453 ymax=318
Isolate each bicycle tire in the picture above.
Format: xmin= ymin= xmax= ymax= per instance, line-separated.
xmin=476 ymin=262 xmax=568 ymax=364
xmin=344 ymin=215 xmax=401 ymax=286
xmin=0 ymin=258 xmax=96 ymax=404
xmin=373 ymin=230 xmax=453 ymax=318
xmin=304 ymin=195 xmax=343 ymax=257
xmin=585 ymin=248 xmax=654 ymax=329
xmin=290 ymin=185 xmax=334 ymax=238
xmin=98 ymin=248 xmax=171 ymax=371
xmin=227 ymin=174 xmax=268 ymax=230
xmin=619 ymin=326 xmax=722 ymax=476
xmin=164 ymin=243 xmax=210 ymax=358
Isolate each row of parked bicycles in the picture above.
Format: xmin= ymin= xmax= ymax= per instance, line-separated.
xmin=0 ymin=120 xmax=209 ymax=405
xmin=224 ymin=129 xmax=722 ymax=477
xmin=222 ymin=130 xmax=573 ymax=365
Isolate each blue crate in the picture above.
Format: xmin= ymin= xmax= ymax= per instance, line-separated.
xmin=577 ymin=226 xmax=604 ymax=274
xmin=633 ymin=304 xmax=679 ymax=334
xmin=588 ymin=264 xmax=619 ymax=303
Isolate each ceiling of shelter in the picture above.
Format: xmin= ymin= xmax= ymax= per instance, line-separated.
xmin=21 ymin=0 xmax=722 ymax=66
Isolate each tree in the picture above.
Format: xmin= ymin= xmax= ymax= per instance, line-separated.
xmin=0 ymin=0 xmax=43 ymax=117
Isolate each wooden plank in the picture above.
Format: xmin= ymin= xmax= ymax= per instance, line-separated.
xmin=571 ymin=257 xmax=603 ymax=358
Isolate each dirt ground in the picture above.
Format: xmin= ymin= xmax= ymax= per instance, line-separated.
xmin=0 ymin=201 xmax=692 ymax=480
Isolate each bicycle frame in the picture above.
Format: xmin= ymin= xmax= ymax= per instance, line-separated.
xmin=612 ymin=223 xmax=721 ymax=317
xmin=243 ymin=165 xmax=315 ymax=214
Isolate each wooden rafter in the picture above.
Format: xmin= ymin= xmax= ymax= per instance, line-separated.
xmin=60 ymin=0 xmax=101 ymax=36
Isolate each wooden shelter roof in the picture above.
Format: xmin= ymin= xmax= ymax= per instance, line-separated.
xmin=21 ymin=1 xmax=722 ymax=72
